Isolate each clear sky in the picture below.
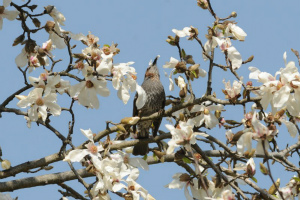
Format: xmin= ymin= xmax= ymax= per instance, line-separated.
xmin=0 ymin=0 xmax=300 ymax=199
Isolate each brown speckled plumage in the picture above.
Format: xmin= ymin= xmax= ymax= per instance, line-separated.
xmin=132 ymin=56 xmax=165 ymax=156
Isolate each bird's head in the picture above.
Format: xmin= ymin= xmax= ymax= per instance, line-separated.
xmin=144 ymin=55 xmax=160 ymax=79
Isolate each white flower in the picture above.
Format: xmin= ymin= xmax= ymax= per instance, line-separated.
xmin=172 ymin=27 xmax=191 ymax=38
xmin=165 ymin=120 xmax=204 ymax=154
xmin=223 ymin=78 xmax=243 ymax=99
xmin=225 ymin=23 xmax=247 ymax=41
xmin=44 ymin=75 xmax=70 ymax=95
xmin=112 ymin=62 xmax=146 ymax=108
xmin=48 ymin=24 xmax=66 ymax=49
xmin=70 ymin=76 xmax=110 ymax=109
xmin=0 ymin=1 xmax=19 ymax=30
xmin=191 ymin=102 xmax=223 ymax=129
xmin=64 ymin=129 xmax=104 ymax=169
xmin=163 ymin=57 xmax=179 ymax=69
xmin=213 ymin=37 xmax=242 ymax=70
xmin=15 ymin=48 xmax=30 ymax=67
xmin=17 ymin=88 xmax=61 ymax=122
xmin=234 ymin=158 xmax=256 ymax=177
xmin=46 ymin=6 xmax=66 ymax=26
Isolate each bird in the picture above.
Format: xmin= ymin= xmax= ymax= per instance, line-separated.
xmin=132 ymin=56 xmax=165 ymax=156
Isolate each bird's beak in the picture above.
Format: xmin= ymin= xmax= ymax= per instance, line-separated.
xmin=152 ymin=55 xmax=160 ymax=66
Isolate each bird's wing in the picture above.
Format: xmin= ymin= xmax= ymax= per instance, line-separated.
xmin=132 ymin=92 xmax=138 ymax=134
xmin=152 ymin=90 xmax=166 ymax=137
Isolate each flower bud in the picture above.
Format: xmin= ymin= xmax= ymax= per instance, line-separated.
xmin=0 ymin=6 xmax=5 ymax=14
xmin=1 ymin=159 xmax=11 ymax=170
xmin=44 ymin=165 xmax=54 ymax=170
xmin=32 ymin=18 xmax=41 ymax=28
xmin=179 ymin=88 xmax=186 ymax=99
xmin=259 ymin=162 xmax=269 ymax=175
xmin=45 ymin=21 xmax=55 ymax=33
xmin=185 ymin=55 xmax=195 ymax=64
xmin=121 ymin=117 xmax=140 ymax=125
xmin=190 ymin=26 xmax=199 ymax=37
xmin=268 ymin=178 xmax=280 ymax=195
xmin=231 ymin=11 xmax=237 ymax=18
xmin=44 ymin=5 xmax=54 ymax=14
xmin=25 ymin=39 xmax=37 ymax=54
xmin=13 ymin=34 xmax=25 ymax=46
xmin=197 ymin=0 xmax=208 ymax=9
xmin=116 ymin=124 xmax=126 ymax=133
xmin=175 ymin=62 xmax=187 ymax=73
xmin=179 ymin=173 xmax=191 ymax=182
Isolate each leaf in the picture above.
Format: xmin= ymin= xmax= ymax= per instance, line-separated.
xmin=293 ymin=177 xmax=300 ymax=182
xmin=181 ymin=48 xmax=186 ymax=59
xmin=251 ymin=176 xmax=257 ymax=183
xmin=182 ymin=157 xmax=192 ymax=164
xmin=190 ymin=70 xmax=197 ymax=78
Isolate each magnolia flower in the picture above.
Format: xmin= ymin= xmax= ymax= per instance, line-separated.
xmin=17 ymin=88 xmax=61 ymax=122
xmin=165 ymin=120 xmax=205 ymax=154
xmin=44 ymin=75 xmax=70 ymax=95
xmin=234 ymin=158 xmax=256 ymax=177
xmin=222 ymin=78 xmax=243 ymax=99
xmin=45 ymin=6 xmax=66 ymax=26
xmin=191 ymin=102 xmax=224 ymax=129
xmin=97 ymin=52 xmax=113 ymax=75
xmin=225 ymin=23 xmax=247 ymax=41
xmin=126 ymin=180 xmax=154 ymax=200
xmin=166 ymin=173 xmax=213 ymax=200
xmin=172 ymin=27 xmax=191 ymax=38
xmin=0 ymin=0 xmax=19 ymax=30
xmin=64 ymin=129 xmax=104 ymax=168
xmin=28 ymin=75 xmax=46 ymax=89
xmin=15 ymin=48 xmax=31 ymax=67
xmin=111 ymin=62 xmax=146 ymax=108
xmin=70 ymin=76 xmax=110 ymax=109
xmin=48 ymin=23 xmax=66 ymax=49
xmin=213 ymin=37 xmax=242 ymax=70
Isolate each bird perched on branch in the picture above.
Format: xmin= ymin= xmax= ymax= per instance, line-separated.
xmin=132 ymin=56 xmax=165 ymax=156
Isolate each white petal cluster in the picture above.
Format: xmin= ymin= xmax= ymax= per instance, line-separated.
xmin=17 ymin=88 xmax=61 ymax=122
xmin=64 ymin=129 xmax=153 ymax=200
xmin=0 ymin=0 xmax=19 ymax=30
xmin=249 ymin=52 xmax=300 ymax=116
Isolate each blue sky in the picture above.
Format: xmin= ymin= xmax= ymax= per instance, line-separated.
xmin=0 ymin=0 xmax=300 ymax=199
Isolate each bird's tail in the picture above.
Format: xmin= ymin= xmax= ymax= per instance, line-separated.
xmin=133 ymin=143 xmax=149 ymax=156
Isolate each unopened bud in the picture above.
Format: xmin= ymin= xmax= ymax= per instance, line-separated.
xmin=44 ymin=5 xmax=54 ymax=14
xmin=268 ymin=178 xmax=280 ymax=195
xmin=13 ymin=34 xmax=25 ymax=46
xmin=246 ymin=81 xmax=252 ymax=86
xmin=73 ymin=53 xmax=86 ymax=60
xmin=179 ymin=88 xmax=186 ymax=99
xmin=15 ymin=95 xmax=27 ymax=100
xmin=45 ymin=21 xmax=55 ymax=33
xmin=185 ymin=55 xmax=195 ymax=64
xmin=1 ymin=159 xmax=11 ymax=170
xmin=231 ymin=11 xmax=237 ymax=18
xmin=179 ymin=173 xmax=191 ymax=182
xmin=274 ymin=107 xmax=286 ymax=120
xmin=32 ymin=18 xmax=41 ymax=28
xmin=121 ymin=117 xmax=140 ymax=125
xmin=174 ymin=35 xmax=180 ymax=43
xmin=175 ymin=62 xmax=187 ymax=73
xmin=259 ymin=162 xmax=269 ymax=175
xmin=25 ymin=39 xmax=37 ymax=54
xmin=116 ymin=124 xmax=126 ymax=133
xmin=190 ymin=26 xmax=199 ymax=36
xmin=0 ymin=6 xmax=5 ymax=14
xmin=197 ymin=0 xmax=208 ymax=9
xmin=44 ymin=165 xmax=54 ymax=171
